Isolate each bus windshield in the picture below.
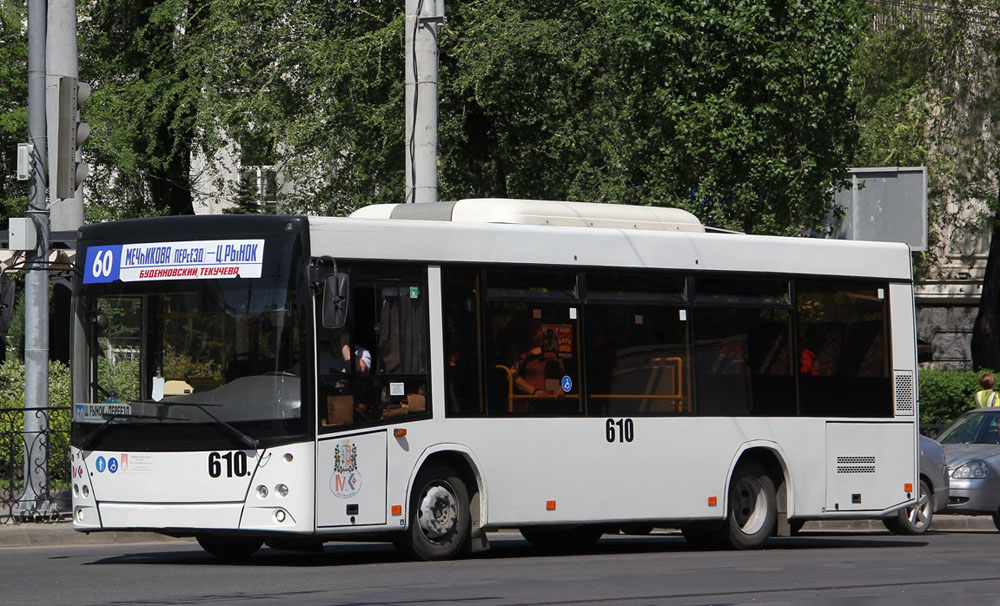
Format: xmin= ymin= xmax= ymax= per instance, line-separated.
xmin=73 ymin=273 xmax=306 ymax=451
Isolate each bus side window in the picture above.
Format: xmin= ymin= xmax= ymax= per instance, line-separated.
xmin=797 ymin=282 xmax=891 ymax=418
xmin=443 ymin=268 xmax=484 ymax=416
xmin=692 ymin=278 xmax=795 ymax=417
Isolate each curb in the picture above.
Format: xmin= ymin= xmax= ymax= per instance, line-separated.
xmin=806 ymin=515 xmax=995 ymax=533
xmin=0 ymin=523 xmax=192 ymax=548
xmin=0 ymin=516 xmax=993 ymax=548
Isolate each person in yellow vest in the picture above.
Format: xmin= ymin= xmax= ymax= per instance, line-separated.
xmin=975 ymin=373 xmax=999 ymax=407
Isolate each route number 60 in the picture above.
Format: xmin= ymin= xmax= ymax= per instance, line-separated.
xmin=91 ymin=249 xmax=114 ymax=278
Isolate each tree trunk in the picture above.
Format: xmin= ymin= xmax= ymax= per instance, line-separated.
xmin=971 ymin=207 xmax=1000 ymax=370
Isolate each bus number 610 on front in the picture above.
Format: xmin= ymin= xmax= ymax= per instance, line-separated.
xmin=208 ymin=451 xmax=249 ymax=478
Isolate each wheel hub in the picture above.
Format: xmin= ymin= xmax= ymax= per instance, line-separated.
xmin=733 ymin=476 xmax=767 ymax=534
xmin=417 ymin=484 xmax=457 ymax=540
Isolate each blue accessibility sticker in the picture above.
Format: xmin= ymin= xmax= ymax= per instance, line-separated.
xmin=95 ymin=456 xmax=106 ymax=473
xmin=108 ymin=458 xmax=119 ymax=474
xmin=562 ymin=376 xmax=573 ymax=393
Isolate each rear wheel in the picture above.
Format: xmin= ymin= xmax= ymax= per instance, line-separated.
xmin=196 ymin=534 xmax=263 ymax=560
xmin=724 ymin=460 xmax=777 ymax=549
xmin=883 ymin=479 xmax=932 ymax=535
xmin=394 ymin=463 xmax=470 ymax=561
xmin=519 ymin=526 xmax=603 ymax=552
xmin=992 ymin=510 xmax=1000 ymax=533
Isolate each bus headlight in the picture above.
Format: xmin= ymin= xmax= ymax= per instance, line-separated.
xmin=275 ymin=484 xmax=289 ymax=497
xmin=257 ymin=485 xmax=269 ymax=498
xmin=952 ymin=460 xmax=989 ymax=479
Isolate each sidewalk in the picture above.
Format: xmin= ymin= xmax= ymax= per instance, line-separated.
xmin=0 ymin=516 xmax=993 ymax=548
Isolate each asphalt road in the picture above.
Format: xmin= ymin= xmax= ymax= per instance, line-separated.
xmin=3 ymin=528 xmax=1000 ymax=605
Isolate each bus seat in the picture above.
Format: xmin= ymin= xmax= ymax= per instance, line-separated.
xmin=325 ymin=395 xmax=354 ymax=426
xmin=406 ymin=393 xmax=426 ymax=413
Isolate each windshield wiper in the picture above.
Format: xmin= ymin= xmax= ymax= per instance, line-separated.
xmin=136 ymin=400 xmax=259 ymax=450
xmin=77 ymin=412 xmax=181 ymax=451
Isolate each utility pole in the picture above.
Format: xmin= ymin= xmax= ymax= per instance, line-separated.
xmin=47 ymin=0 xmax=86 ymax=230
xmin=404 ymin=0 xmax=445 ymax=204
xmin=19 ymin=0 xmax=87 ymax=518
xmin=18 ymin=0 xmax=50 ymax=518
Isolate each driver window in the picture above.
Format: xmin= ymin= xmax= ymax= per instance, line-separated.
xmin=318 ymin=263 xmax=430 ymax=430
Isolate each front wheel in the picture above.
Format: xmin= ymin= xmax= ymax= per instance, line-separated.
xmin=196 ymin=534 xmax=263 ymax=560
xmin=883 ymin=479 xmax=933 ymax=535
xmin=724 ymin=460 xmax=777 ymax=549
xmin=394 ymin=463 xmax=470 ymax=561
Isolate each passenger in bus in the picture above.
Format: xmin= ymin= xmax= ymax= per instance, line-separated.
xmin=799 ymin=326 xmax=822 ymax=376
xmin=513 ymin=328 xmax=565 ymax=399
xmin=319 ymin=329 xmax=371 ymax=375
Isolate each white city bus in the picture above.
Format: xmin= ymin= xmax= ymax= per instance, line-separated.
xmin=70 ymin=199 xmax=919 ymax=559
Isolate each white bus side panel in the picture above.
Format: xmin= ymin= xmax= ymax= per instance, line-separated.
xmin=389 ymin=417 xmax=898 ymax=527
xmin=825 ymin=422 xmax=914 ymax=513
xmin=316 ymin=430 xmax=388 ymax=527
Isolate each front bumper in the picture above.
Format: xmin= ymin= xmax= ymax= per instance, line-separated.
xmin=944 ymin=477 xmax=1000 ymax=515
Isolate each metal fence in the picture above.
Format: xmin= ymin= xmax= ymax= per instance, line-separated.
xmin=0 ymin=406 xmax=71 ymax=524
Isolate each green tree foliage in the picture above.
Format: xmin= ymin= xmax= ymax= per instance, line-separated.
xmin=446 ymin=1 xmax=864 ymax=235
xmin=918 ymin=368 xmax=995 ymax=431
xmin=0 ymin=1 xmax=29 ymax=228
xmin=3 ymin=1 xmax=867 ymax=235
xmin=78 ymin=0 xmax=202 ymax=220
xmin=0 ymin=358 xmax=73 ymax=488
xmin=126 ymin=0 xmax=863 ymax=234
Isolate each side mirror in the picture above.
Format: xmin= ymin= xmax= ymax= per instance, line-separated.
xmin=322 ymin=273 xmax=350 ymax=329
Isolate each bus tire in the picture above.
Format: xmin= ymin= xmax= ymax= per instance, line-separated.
xmin=196 ymin=534 xmax=263 ymax=560
xmin=724 ymin=460 xmax=777 ymax=549
xmin=882 ymin=479 xmax=932 ymax=535
xmin=396 ymin=463 xmax=470 ymax=561
xmin=519 ymin=525 xmax=603 ymax=552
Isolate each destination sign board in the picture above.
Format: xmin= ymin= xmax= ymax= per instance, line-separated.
xmin=83 ymin=239 xmax=265 ymax=284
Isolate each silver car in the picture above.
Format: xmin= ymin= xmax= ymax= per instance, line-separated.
xmin=883 ymin=434 xmax=950 ymax=534
xmin=938 ymin=408 xmax=1000 ymax=529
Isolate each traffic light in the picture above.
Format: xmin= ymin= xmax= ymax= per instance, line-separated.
xmin=55 ymin=76 xmax=91 ymax=199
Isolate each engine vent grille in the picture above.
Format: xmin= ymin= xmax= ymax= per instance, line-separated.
xmin=837 ymin=456 xmax=876 ymax=474
xmin=895 ymin=371 xmax=915 ymax=416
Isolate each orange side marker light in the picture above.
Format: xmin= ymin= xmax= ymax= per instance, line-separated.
xmin=904 ymin=483 xmax=913 ymax=493
xmin=391 ymin=505 xmax=402 ymax=516
xmin=394 ymin=428 xmax=407 ymax=438
xmin=546 ymin=500 xmax=556 ymax=511
xmin=708 ymin=496 xmax=718 ymax=507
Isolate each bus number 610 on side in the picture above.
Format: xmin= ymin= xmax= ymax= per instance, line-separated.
xmin=605 ymin=418 xmax=635 ymax=443
xmin=208 ymin=451 xmax=249 ymax=478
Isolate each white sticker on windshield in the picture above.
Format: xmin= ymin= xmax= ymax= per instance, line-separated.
xmin=152 ymin=376 xmax=164 ymax=402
